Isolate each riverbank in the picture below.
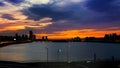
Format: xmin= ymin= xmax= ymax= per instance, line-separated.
xmin=0 ymin=40 xmax=32 ymax=48
xmin=0 ymin=61 xmax=120 ymax=68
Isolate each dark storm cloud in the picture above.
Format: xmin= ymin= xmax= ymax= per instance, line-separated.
xmin=0 ymin=2 xmax=5 ymax=6
xmin=2 ymin=14 xmax=17 ymax=20
xmin=22 ymin=4 xmax=72 ymax=21
xmin=6 ymin=0 xmax=25 ymax=5
xmin=86 ymin=0 xmax=120 ymax=22
xmin=21 ymin=3 xmax=88 ymax=32
xmin=22 ymin=0 xmax=120 ymax=23
xmin=86 ymin=0 xmax=119 ymax=12
xmin=21 ymin=0 xmax=120 ymax=33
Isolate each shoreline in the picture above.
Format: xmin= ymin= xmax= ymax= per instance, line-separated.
xmin=0 ymin=40 xmax=32 ymax=48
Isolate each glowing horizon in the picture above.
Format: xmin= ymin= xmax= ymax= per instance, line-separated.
xmin=35 ymin=29 xmax=120 ymax=39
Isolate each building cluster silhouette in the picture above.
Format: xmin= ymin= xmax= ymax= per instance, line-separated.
xmin=0 ymin=30 xmax=36 ymax=42
xmin=42 ymin=36 xmax=48 ymax=41
xmin=0 ymin=31 xmax=120 ymax=43
xmin=104 ymin=33 xmax=120 ymax=42
xmin=84 ymin=33 xmax=120 ymax=43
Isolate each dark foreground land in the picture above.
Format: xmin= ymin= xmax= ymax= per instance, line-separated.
xmin=0 ymin=61 xmax=120 ymax=68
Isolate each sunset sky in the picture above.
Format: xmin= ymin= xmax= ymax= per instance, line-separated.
xmin=0 ymin=0 xmax=120 ymax=39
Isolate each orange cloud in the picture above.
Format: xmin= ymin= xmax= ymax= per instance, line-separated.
xmin=0 ymin=17 xmax=53 ymax=32
xmin=0 ymin=25 xmax=25 ymax=32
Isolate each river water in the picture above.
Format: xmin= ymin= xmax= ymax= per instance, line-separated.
xmin=0 ymin=42 xmax=120 ymax=63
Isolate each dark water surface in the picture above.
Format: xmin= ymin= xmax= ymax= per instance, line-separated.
xmin=0 ymin=42 xmax=120 ymax=63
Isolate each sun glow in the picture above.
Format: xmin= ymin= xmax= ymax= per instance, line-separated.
xmin=35 ymin=29 xmax=120 ymax=39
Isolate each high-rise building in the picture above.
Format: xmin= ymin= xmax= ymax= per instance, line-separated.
xmin=42 ymin=36 xmax=48 ymax=41
xmin=15 ymin=33 xmax=19 ymax=41
xmin=29 ymin=30 xmax=34 ymax=41
xmin=33 ymin=35 xmax=36 ymax=41
xmin=42 ymin=36 xmax=45 ymax=41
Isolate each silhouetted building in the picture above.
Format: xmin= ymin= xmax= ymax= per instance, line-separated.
xmin=84 ymin=33 xmax=120 ymax=43
xmin=25 ymin=35 xmax=29 ymax=40
xmin=29 ymin=30 xmax=34 ymax=41
xmin=0 ymin=31 xmax=36 ymax=42
xmin=15 ymin=33 xmax=19 ymax=41
xmin=104 ymin=33 xmax=120 ymax=42
xmin=0 ymin=36 xmax=14 ymax=41
xmin=42 ymin=36 xmax=44 ymax=41
xmin=33 ymin=35 xmax=36 ymax=41
xmin=42 ymin=36 xmax=48 ymax=41
xmin=28 ymin=30 xmax=36 ymax=41
xmin=21 ymin=34 xmax=29 ymax=40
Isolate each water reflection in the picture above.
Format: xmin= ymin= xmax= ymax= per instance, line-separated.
xmin=0 ymin=42 xmax=120 ymax=63
xmin=0 ymin=53 xmax=26 ymax=62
